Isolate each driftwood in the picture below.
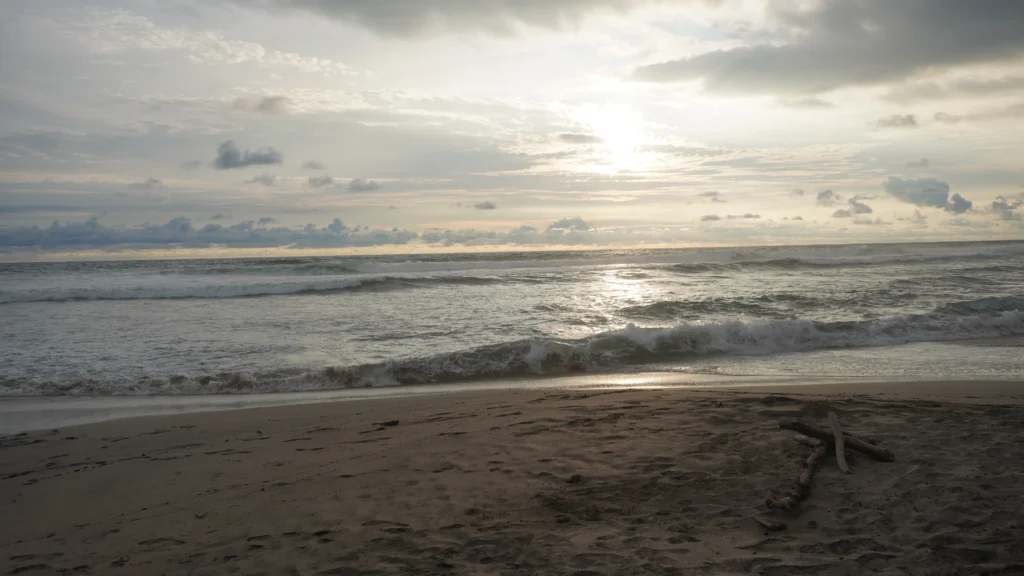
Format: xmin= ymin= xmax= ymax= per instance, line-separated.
xmin=828 ymin=411 xmax=850 ymax=474
xmin=753 ymin=515 xmax=787 ymax=531
xmin=766 ymin=439 xmax=827 ymax=510
xmin=779 ymin=421 xmax=895 ymax=462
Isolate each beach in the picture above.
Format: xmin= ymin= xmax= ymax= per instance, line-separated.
xmin=3 ymin=380 xmax=1024 ymax=575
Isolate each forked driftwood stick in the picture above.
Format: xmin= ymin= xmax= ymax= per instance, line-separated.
xmin=779 ymin=421 xmax=895 ymax=462
xmin=828 ymin=411 xmax=850 ymax=474
xmin=766 ymin=439 xmax=827 ymax=510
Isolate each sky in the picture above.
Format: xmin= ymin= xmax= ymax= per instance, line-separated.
xmin=1 ymin=0 xmax=1023 ymax=257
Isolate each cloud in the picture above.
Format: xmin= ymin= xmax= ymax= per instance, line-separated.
xmin=473 ymin=200 xmax=497 ymax=210
xmin=348 ymin=178 xmax=382 ymax=192
xmin=233 ymin=95 xmax=292 ymax=115
xmin=307 ymin=175 xmax=335 ymax=188
xmin=883 ymin=176 xmax=974 ymax=214
xmin=726 ymin=213 xmax=761 ymax=220
xmin=874 ymin=114 xmax=918 ymax=129
xmin=129 ymin=178 xmax=164 ymax=189
xmin=559 ymin=133 xmax=602 ymax=144
xmin=987 ymin=195 xmax=1022 ymax=220
xmin=933 ymin=103 xmax=1024 ymax=125
xmin=182 ymin=160 xmax=202 ymax=171
xmin=779 ymin=97 xmax=834 ymax=109
xmin=906 ymin=158 xmax=930 ymax=168
xmin=698 ymin=191 xmax=726 ymax=203
xmin=853 ymin=217 xmax=888 ymax=226
xmin=790 ymin=188 xmax=805 ymax=197
xmin=948 ymin=193 xmax=974 ymax=215
xmin=0 ymin=216 xmax=419 ymax=250
xmin=246 ymin=173 xmax=277 ymax=187
xmin=885 ymin=76 xmax=1024 ymax=103
xmin=848 ymin=197 xmax=873 ymax=215
xmin=547 ymin=216 xmax=592 ymax=232
xmin=816 ymin=189 xmax=843 ymax=207
xmin=700 ymin=214 xmax=721 ymax=222
xmin=832 ymin=208 xmax=852 ymax=218
xmin=226 ymin=0 xmax=658 ymax=36
xmin=211 ymin=213 xmax=229 ymax=220
xmin=302 ymin=160 xmax=326 ymax=170
xmin=213 ymin=141 xmax=283 ymax=170
xmin=632 ymin=0 xmax=1024 ymax=95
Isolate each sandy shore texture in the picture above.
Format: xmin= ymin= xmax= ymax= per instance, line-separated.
xmin=3 ymin=382 xmax=1024 ymax=575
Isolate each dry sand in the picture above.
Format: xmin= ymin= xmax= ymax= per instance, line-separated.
xmin=3 ymin=381 xmax=1024 ymax=575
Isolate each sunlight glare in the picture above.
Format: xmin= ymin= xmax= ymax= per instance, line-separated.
xmin=581 ymin=104 xmax=648 ymax=172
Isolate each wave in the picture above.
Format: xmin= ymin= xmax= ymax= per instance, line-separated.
xmin=5 ymin=296 xmax=1021 ymax=396
xmin=667 ymin=250 xmax=1024 ymax=274
xmin=0 ymin=275 xmax=505 ymax=304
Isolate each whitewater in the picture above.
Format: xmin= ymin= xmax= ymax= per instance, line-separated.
xmin=1 ymin=241 xmax=1022 ymax=396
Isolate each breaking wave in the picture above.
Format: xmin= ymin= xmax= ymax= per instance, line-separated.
xmin=4 ymin=296 xmax=1021 ymax=396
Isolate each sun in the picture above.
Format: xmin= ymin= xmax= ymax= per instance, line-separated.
xmin=580 ymin=104 xmax=648 ymax=172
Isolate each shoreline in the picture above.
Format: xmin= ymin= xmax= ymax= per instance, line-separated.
xmin=3 ymin=379 xmax=1023 ymax=574
xmin=3 ymin=374 xmax=1023 ymax=435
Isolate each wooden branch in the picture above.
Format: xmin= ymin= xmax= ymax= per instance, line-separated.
xmin=779 ymin=421 xmax=895 ymax=462
xmin=753 ymin=515 xmax=787 ymax=531
xmin=766 ymin=440 xmax=827 ymax=511
xmin=828 ymin=411 xmax=850 ymax=474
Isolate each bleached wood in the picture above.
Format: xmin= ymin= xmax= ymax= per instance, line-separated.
xmin=828 ymin=411 xmax=850 ymax=474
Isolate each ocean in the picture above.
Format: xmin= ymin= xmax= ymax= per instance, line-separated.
xmin=2 ymin=241 xmax=1023 ymax=398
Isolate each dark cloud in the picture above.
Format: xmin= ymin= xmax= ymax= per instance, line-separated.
xmin=987 ymin=196 xmax=1022 ymax=220
xmin=246 ymin=173 xmax=277 ymax=187
xmin=302 ymin=160 xmax=326 ymax=170
xmin=948 ymin=193 xmax=974 ymax=215
xmin=226 ymin=0 xmax=659 ymax=36
xmin=129 ymin=178 xmax=164 ymax=189
xmin=547 ymin=216 xmax=592 ymax=231
xmin=233 ymin=95 xmax=292 ymax=115
xmin=307 ymin=175 xmax=335 ymax=188
xmin=474 ymin=200 xmax=498 ymax=210
xmin=700 ymin=214 xmax=721 ymax=222
xmin=816 ymin=189 xmax=843 ymax=207
xmin=213 ymin=141 xmax=283 ymax=170
xmin=211 ymin=213 xmax=229 ymax=220
xmin=874 ymin=114 xmax=918 ymax=129
xmin=883 ymin=176 xmax=974 ymax=214
xmin=348 ymin=178 xmax=382 ymax=192
xmin=832 ymin=208 xmax=852 ymax=218
xmin=559 ymin=133 xmax=602 ymax=144
xmin=257 ymin=216 xmax=277 ymax=226
xmin=885 ymin=76 xmax=1024 ymax=103
xmin=790 ymin=188 xmax=805 ymax=197
xmin=848 ymin=197 xmax=873 ymax=215
xmin=632 ymin=0 xmax=1024 ymax=95
xmin=726 ymin=213 xmax=761 ymax=220
xmin=906 ymin=158 xmax=930 ymax=168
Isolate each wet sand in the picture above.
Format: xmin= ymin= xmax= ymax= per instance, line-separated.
xmin=2 ymin=380 xmax=1023 ymax=575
